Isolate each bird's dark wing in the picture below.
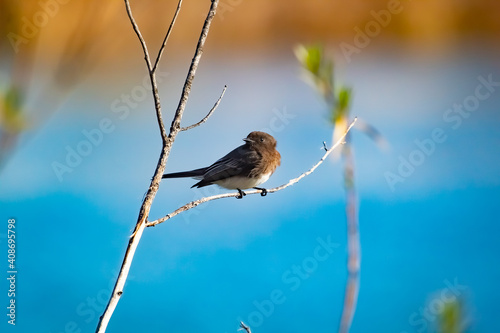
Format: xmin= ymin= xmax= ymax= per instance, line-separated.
xmin=192 ymin=144 xmax=259 ymax=187
xmin=162 ymin=167 xmax=207 ymax=179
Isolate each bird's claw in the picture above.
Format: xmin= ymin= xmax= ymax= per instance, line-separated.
xmin=236 ymin=189 xmax=246 ymax=199
xmin=254 ymin=187 xmax=267 ymax=196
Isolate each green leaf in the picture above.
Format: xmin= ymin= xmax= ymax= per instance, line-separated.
xmin=438 ymin=300 xmax=463 ymax=333
xmin=1 ymin=85 xmax=26 ymax=131
xmin=5 ymin=86 xmax=23 ymax=112
xmin=337 ymin=87 xmax=352 ymax=112
xmin=294 ymin=44 xmax=324 ymax=76
xmin=305 ymin=46 xmax=322 ymax=75
xmin=329 ymin=86 xmax=351 ymax=123
xmin=295 ymin=43 xmax=354 ymax=128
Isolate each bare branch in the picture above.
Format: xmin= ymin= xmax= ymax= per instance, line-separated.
xmin=96 ymin=2 xmax=220 ymax=332
xmin=169 ymin=0 xmax=219 ymax=135
xmin=239 ymin=322 xmax=252 ymax=333
xmin=147 ymin=118 xmax=358 ymax=228
xmin=180 ymin=85 xmax=227 ymax=131
xmin=152 ymin=0 xmax=183 ymax=73
xmin=124 ymin=0 xmax=153 ymax=72
xmin=124 ymin=0 xmax=169 ymax=146
xmin=95 ymin=221 xmax=146 ymax=332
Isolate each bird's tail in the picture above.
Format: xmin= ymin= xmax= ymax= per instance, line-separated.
xmin=162 ymin=167 xmax=207 ymax=179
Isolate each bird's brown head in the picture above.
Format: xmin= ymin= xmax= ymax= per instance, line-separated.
xmin=243 ymin=131 xmax=278 ymax=150
xmin=244 ymin=131 xmax=281 ymax=171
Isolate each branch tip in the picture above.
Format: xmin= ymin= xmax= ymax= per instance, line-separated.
xmin=239 ymin=321 xmax=251 ymax=333
xmin=170 ymin=0 xmax=220 ymax=134
xmin=180 ymin=84 xmax=227 ymax=131
xmin=152 ymin=0 xmax=183 ymax=73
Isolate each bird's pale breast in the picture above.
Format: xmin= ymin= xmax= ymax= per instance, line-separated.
xmin=213 ymin=172 xmax=271 ymax=190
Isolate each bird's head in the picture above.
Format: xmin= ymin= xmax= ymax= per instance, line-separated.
xmin=243 ymin=131 xmax=277 ymax=150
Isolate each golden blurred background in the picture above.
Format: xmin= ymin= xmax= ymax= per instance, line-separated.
xmin=0 ymin=0 xmax=499 ymax=166
xmin=1 ymin=0 xmax=499 ymax=67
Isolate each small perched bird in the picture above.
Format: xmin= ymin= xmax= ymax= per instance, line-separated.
xmin=162 ymin=131 xmax=281 ymax=198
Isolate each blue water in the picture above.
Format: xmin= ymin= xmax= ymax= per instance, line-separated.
xmin=1 ymin=44 xmax=499 ymax=332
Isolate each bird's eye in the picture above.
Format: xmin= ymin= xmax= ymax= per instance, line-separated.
xmin=260 ymin=138 xmax=264 ymax=142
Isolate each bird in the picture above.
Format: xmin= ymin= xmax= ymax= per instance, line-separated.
xmin=162 ymin=131 xmax=281 ymax=198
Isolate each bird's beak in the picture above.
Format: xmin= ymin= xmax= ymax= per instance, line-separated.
xmin=243 ymin=138 xmax=253 ymax=143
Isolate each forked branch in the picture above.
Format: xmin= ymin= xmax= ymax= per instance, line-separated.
xmin=95 ymin=1 xmax=220 ymax=332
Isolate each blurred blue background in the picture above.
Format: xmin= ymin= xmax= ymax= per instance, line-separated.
xmin=1 ymin=1 xmax=500 ymax=333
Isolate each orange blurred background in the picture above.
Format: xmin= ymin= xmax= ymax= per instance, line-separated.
xmin=2 ymin=0 xmax=499 ymax=68
xmin=2 ymin=0 xmax=499 ymax=167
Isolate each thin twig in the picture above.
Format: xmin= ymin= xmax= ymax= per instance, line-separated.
xmin=125 ymin=0 xmax=169 ymax=146
xmin=180 ymin=85 xmax=227 ymax=131
xmin=152 ymin=0 xmax=183 ymax=73
xmin=239 ymin=321 xmax=252 ymax=333
xmin=169 ymin=0 xmax=219 ymax=135
xmin=124 ymin=0 xmax=153 ymax=72
xmin=147 ymin=118 xmax=358 ymax=228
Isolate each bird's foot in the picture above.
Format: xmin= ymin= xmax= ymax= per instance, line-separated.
xmin=253 ymin=187 xmax=267 ymax=196
xmin=236 ymin=189 xmax=246 ymax=199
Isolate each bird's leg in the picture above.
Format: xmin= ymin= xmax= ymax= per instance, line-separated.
xmin=253 ymin=187 xmax=268 ymax=196
xmin=236 ymin=188 xmax=246 ymax=199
